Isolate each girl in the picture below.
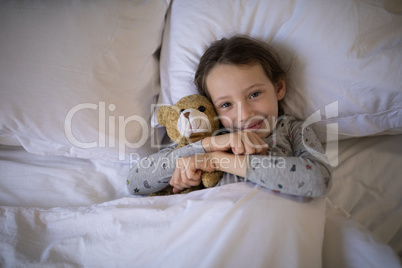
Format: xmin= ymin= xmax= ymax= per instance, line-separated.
xmin=127 ymin=36 xmax=331 ymax=197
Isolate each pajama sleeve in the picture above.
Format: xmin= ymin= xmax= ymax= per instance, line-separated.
xmin=127 ymin=140 xmax=206 ymax=195
xmin=245 ymin=118 xmax=332 ymax=197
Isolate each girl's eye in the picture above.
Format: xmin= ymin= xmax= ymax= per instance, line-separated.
xmin=250 ymin=92 xmax=261 ymax=99
xmin=220 ymin=102 xmax=231 ymax=108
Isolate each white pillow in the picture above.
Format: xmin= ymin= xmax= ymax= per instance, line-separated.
xmin=0 ymin=0 xmax=170 ymax=162
xmin=156 ymin=0 xmax=402 ymax=142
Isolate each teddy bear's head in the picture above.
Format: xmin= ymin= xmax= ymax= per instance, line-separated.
xmin=157 ymin=94 xmax=220 ymax=146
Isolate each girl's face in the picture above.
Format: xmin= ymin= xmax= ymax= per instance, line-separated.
xmin=206 ymin=63 xmax=286 ymax=139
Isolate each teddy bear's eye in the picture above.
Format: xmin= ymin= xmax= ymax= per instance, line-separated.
xmin=180 ymin=109 xmax=185 ymax=113
xmin=198 ymin=106 xmax=206 ymax=112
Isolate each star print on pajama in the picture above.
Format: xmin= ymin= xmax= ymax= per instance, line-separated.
xmin=245 ymin=115 xmax=331 ymax=197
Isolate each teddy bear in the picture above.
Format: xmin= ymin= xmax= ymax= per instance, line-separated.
xmin=151 ymin=94 xmax=223 ymax=195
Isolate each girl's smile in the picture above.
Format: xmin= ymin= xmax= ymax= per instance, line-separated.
xmin=206 ymin=63 xmax=286 ymax=138
xmin=241 ymin=119 xmax=264 ymax=131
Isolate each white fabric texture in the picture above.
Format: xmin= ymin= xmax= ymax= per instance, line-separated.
xmin=323 ymin=200 xmax=401 ymax=268
xmin=0 ymin=0 xmax=170 ymax=161
xmin=326 ymin=134 xmax=402 ymax=258
xmin=0 ymin=145 xmax=130 ymax=208
xmin=0 ymin=134 xmax=401 ymax=264
xmin=0 ymin=183 xmax=325 ymax=267
xmin=1 ymin=181 xmax=400 ymax=267
xmin=156 ymin=0 xmax=402 ymax=142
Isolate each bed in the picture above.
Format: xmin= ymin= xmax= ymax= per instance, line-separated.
xmin=0 ymin=0 xmax=401 ymax=267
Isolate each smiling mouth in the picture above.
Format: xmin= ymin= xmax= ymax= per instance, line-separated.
xmin=242 ymin=120 xmax=264 ymax=131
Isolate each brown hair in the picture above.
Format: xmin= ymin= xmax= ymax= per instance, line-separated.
xmin=195 ymin=35 xmax=287 ymax=101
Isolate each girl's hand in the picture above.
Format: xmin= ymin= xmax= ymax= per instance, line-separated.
xmin=202 ymin=131 xmax=268 ymax=155
xmin=170 ymin=154 xmax=216 ymax=194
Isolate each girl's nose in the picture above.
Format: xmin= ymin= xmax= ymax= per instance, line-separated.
xmin=238 ymin=102 xmax=254 ymax=122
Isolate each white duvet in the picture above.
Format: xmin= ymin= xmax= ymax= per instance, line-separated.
xmin=1 ymin=134 xmax=402 ymax=267
xmin=0 ymin=182 xmax=400 ymax=267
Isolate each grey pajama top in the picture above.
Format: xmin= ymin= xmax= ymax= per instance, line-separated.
xmin=127 ymin=115 xmax=332 ymax=197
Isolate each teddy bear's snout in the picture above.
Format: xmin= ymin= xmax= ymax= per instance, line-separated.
xmin=177 ymin=108 xmax=211 ymax=138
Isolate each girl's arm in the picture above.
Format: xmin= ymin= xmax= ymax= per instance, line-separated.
xmin=218 ymin=119 xmax=331 ymax=197
xmin=172 ymin=119 xmax=331 ymax=197
xmin=179 ymin=148 xmax=330 ymax=198
xmin=244 ymin=153 xmax=331 ymax=197
xmin=169 ymin=131 xmax=267 ymax=193
xmin=127 ymin=140 xmax=206 ymax=195
xmin=202 ymin=131 xmax=268 ymax=155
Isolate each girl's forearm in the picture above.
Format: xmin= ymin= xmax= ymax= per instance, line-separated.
xmin=127 ymin=141 xmax=205 ymax=195
xmin=205 ymin=152 xmax=330 ymax=197
xmin=207 ymin=151 xmax=247 ymax=178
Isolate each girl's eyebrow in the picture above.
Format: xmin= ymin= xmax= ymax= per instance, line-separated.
xmin=213 ymin=95 xmax=230 ymax=106
xmin=244 ymin=83 xmax=265 ymax=92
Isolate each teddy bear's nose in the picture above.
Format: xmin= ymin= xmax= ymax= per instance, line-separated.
xmin=183 ymin=112 xmax=190 ymax=118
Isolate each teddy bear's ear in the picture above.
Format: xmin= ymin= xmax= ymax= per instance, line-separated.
xmin=156 ymin=105 xmax=173 ymax=126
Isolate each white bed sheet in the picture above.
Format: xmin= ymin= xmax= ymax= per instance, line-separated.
xmin=0 ymin=135 xmax=402 ymax=266
xmin=0 ymin=145 xmax=131 ymax=208
xmin=0 ymin=183 xmax=327 ymax=267
xmin=0 ymin=183 xmax=400 ymax=267
xmin=327 ymin=134 xmax=402 ymax=258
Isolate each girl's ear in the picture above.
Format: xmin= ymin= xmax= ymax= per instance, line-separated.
xmin=275 ymin=78 xmax=286 ymax=101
